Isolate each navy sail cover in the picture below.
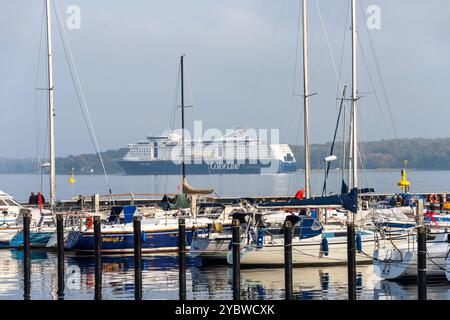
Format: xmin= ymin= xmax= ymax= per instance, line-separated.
xmin=259 ymin=188 xmax=359 ymax=213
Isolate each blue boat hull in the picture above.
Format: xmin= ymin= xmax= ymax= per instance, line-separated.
xmin=9 ymin=231 xmax=54 ymax=248
xmin=118 ymin=159 xmax=297 ymax=175
xmin=66 ymin=226 xmax=228 ymax=254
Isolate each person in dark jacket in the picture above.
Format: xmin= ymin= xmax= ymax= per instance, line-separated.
xmin=28 ymin=192 xmax=37 ymax=205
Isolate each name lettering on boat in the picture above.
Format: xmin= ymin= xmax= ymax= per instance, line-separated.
xmin=209 ymin=162 xmax=240 ymax=170
xmin=102 ymin=236 xmax=125 ymax=243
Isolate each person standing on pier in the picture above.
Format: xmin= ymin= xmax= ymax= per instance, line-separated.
xmin=37 ymin=192 xmax=45 ymax=211
xmin=28 ymin=192 xmax=37 ymax=206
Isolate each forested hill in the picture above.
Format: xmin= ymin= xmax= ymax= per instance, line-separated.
xmin=291 ymin=138 xmax=450 ymax=170
xmin=1 ymin=138 xmax=450 ymax=174
xmin=0 ymin=148 xmax=128 ymax=175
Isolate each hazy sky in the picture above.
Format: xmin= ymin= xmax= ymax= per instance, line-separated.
xmin=1 ymin=0 xmax=450 ymax=159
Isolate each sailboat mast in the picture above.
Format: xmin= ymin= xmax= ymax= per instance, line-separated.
xmin=302 ymin=0 xmax=311 ymax=198
xmin=46 ymin=0 xmax=56 ymax=209
xmin=180 ymin=55 xmax=186 ymax=181
xmin=351 ymin=0 xmax=358 ymax=189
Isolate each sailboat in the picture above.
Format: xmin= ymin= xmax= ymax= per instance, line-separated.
xmin=228 ymin=0 xmax=413 ymax=267
xmin=7 ymin=0 xmax=58 ymax=248
xmin=66 ymin=55 xmax=228 ymax=253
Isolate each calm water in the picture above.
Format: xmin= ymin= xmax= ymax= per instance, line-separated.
xmin=1 ymin=250 xmax=450 ymax=300
xmin=1 ymin=171 xmax=450 ymax=300
xmin=2 ymin=170 xmax=450 ymax=202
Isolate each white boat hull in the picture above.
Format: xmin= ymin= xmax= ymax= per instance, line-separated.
xmin=232 ymin=234 xmax=378 ymax=267
xmin=374 ymin=238 xmax=449 ymax=280
xmin=190 ymin=236 xmax=231 ymax=261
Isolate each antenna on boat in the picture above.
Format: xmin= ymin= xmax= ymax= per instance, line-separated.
xmin=46 ymin=0 xmax=56 ymax=211
xmin=302 ymin=0 xmax=311 ymax=198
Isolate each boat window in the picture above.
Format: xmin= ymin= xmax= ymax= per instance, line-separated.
xmin=0 ymin=200 xmax=7 ymax=206
xmin=311 ymin=220 xmax=322 ymax=231
xmin=4 ymin=199 xmax=18 ymax=206
xmin=154 ymin=142 xmax=158 ymax=158
xmin=284 ymin=153 xmax=294 ymax=162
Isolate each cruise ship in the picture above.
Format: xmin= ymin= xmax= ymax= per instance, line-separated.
xmin=118 ymin=128 xmax=297 ymax=175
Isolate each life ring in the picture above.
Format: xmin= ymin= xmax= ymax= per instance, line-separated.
xmin=85 ymin=216 xmax=93 ymax=229
xmin=429 ymin=194 xmax=438 ymax=204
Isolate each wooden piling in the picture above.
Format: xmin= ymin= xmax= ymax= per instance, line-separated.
xmin=94 ymin=215 xmax=102 ymax=300
xmin=133 ymin=215 xmax=142 ymax=300
xmin=284 ymin=220 xmax=293 ymax=300
xmin=56 ymin=213 xmax=65 ymax=300
xmin=416 ymin=199 xmax=427 ymax=300
xmin=417 ymin=225 xmax=427 ymax=300
xmin=178 ymin=218 xmax=186 ymax=300
xmin=22 ymin=209 xmax=31 ymax=300
xmin=232 ymin=219 xmax=241 ymax=300
xmin=347 ymin=222 xmax=357 ymax=300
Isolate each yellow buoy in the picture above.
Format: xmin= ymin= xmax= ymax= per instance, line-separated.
xmin=68 ymin=168 xmax=76 ymax=184
xmin=397 ymin=160 xmax=410 ymax=193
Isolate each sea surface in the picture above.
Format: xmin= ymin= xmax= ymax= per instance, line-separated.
xmin=1 ymin=250 xmax=450 ymax=300
xmin=1 ymin=171 xmax=450 ymax=300
xmin=2 ymin=170 xmax=450 ymax=202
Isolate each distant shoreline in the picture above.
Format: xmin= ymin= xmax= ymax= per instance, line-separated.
xmin=0 ymin=168 xmax=448 ymax=176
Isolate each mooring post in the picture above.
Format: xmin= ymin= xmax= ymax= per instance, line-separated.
xmin=22 ymin=209 xmax=31 ymax=300
xmin=347 ymin=221 xmax=357 ymax=300
xmin=284 ymin=220 xmax=293 ymax=300
xmin=94 ymin=215 xmax=102 ymax=300
xmin=417 ymin=199 xmax=427 ymax=300
xmin=56 ymin=213 xmax=65 ymax=300
xmin=232 ymin=219 xmax=241 ymax=300
xmin=133 ymin=215 xmax=142 ymax=300
xmin=178 ymin=218 xmax=186 ymax=300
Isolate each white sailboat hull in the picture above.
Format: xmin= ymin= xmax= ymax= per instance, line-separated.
xmin=190 ymin=236 xmax=231 ymax=261
xmin=374 ymin=239 xmax=449 ymax=280
xmin=232 ymin=234 xmax=377 ymax=267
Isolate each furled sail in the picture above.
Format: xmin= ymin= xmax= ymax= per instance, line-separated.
xmin=182 ymin=178 xmax=214 ymax=195
xmin=258 ymin=188 xmax=359 ymax=213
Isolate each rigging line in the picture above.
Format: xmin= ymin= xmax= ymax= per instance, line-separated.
xmin=360 ymin=0 xmax=397 ymax=139
xmin=335 ymin=0 xmax=351 ymax=106
xmin=286 ymin=0 xmax=302 ymax=189
xmin=309 ymin=0 xmax=347 ymax=84
xmin=357 ymin=44 xmax=392 ymax=139
xmin=291 ymin=0 xmax=301 ymax=97
xmin=53 ymin=0 xmax=114 ymax=202
xmin=248 ymin=0 xmax=289 ymax=105
xmin=184 ymin=61 xmax=196 ymax=113
xmin=168 ymin=65 xmax=181 ymax=131
xmin=313 ymin=0 xmax=345 ymax=93
xmin=34 ymin=2 xmax=46 ymax=175
xmin=322 ymin=86 xmax=347 ymax=196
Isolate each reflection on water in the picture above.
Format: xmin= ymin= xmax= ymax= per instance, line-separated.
xmin=0 ymin=250 xmax=449 ymax=300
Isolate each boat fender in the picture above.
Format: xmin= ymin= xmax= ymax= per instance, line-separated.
xmin=257 ymin=228 xmax=264 ymax=248
xmin=213 ymin=221 xmax=223 ymax=233
xmin=356 ymin=234 xmax=362 ymax=253
xmin=429 ymin=193 xmax=438 ymax=204
xmin=321 ymin=237 xmax=329 ymax=256
xmin=85 ymin=217 xmax=93 ymax=229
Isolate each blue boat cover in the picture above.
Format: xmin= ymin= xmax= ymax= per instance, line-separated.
xmin=109 ymin=206 xmax=137 ymax=224
xmin=123 ymin=206 xmax=137 ymax=224
xmin=259 ymin=188 xmax=359 ymax=213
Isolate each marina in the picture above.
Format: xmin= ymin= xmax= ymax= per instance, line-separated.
xmin=2 ymin=0 xmax=450 ymax=310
